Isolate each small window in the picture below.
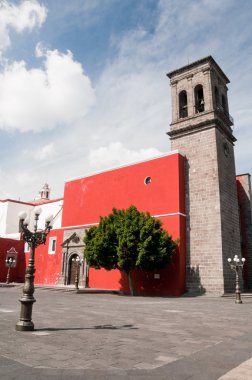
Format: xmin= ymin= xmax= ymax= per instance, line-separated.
xmin=179 ymin=90 xmax=188 ymax=118
xmin=48 ymin=237 xmax=56 ymax=254
xmin=144 ymin=176 xmax=151 ymax=185
xmin=195 ymin=85 xmax=204 ymax=113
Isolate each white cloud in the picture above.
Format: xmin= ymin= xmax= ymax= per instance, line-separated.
xmin=0 ymin=166 xmax=40 ymax=199
xmin=16 ymin=170 xmax=39 ymax=187
xmin=87 ymin=61 xmax=170 ymax=156
xmin=34 ymin=142 xmax=56 ymax=161
xmin=0 ymin=0 xmax=47 ymax=51
xmin=0 ymin=47 xmax=95 ymax=132
xmin=0 ymin=167 xmax=12 ymax=198
xmin=88 ymin=142 xmax=163 ymax=171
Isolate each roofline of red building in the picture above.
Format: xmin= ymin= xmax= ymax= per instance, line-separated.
xmin=65 ymin=149 xmax=185 ymax=184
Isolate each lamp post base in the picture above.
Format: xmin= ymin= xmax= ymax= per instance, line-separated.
xmin=235 ymin=293 xmax=243 ymax=304
xmin=16 ymin=295 xmax=36 ymax=331
xmin=16 ymin=320 xmax=34 ymax=331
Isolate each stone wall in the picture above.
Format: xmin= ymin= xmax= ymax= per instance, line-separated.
xmin=170 ymin=127 xmax=225 ymax=293
xmin=216 ymin=129 xmax=241 ymax=292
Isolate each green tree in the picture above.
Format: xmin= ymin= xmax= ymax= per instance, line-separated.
xmin=84 ymin=205 xmax=177 ymax=295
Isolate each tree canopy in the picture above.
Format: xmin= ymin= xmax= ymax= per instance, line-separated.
xmin=84 ymin=205 xmax=177 ymax=294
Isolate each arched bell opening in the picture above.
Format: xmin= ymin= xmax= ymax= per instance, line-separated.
xmin=179 ymin=90 xmax=188 ymax=118
xmin=194 ymin=84 xmax=205 ymax=113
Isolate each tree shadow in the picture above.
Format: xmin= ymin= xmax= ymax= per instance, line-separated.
xmin=35 ymin=324 xmax=138 ymax=332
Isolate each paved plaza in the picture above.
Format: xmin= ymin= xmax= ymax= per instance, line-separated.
xmin=0 ymin=285 xmax=252 ymax=379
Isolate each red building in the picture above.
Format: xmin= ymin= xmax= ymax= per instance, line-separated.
xmin=60 ymin=151 xmax=186 ymax=296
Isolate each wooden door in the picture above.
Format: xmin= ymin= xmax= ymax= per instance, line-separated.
xmin=69 ymin=256 xmax=78 ymax=285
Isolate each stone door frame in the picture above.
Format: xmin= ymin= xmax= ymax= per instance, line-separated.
xmin=59 ymin=231 xmax=89 ymax=288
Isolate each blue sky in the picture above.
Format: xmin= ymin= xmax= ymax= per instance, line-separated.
xmin=0 ymin=0 xmax=252 ymax=200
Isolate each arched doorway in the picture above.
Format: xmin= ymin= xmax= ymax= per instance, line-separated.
xmin=60 ymin=231 xmax=88 ymax=287
xmin=68 ymin=254 xmax=80 ymax=285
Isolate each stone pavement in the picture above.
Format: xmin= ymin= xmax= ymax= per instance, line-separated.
xmin=0 ymin=285 xmax=252 ymax=379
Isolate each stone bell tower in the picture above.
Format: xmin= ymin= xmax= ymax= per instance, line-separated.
xmin=167 ymin=56 xmax=241 ymax=294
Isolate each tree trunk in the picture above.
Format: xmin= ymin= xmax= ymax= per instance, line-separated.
xmin=127 ymin=270 xmax=135 ymax=296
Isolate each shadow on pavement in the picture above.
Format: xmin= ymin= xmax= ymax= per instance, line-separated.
xmin=36 ymin=324 xmax=138 ymax=332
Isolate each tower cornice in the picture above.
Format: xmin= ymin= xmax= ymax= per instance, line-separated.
xmin=167 ymin=118 xmax=236 ymax=143
xmin=167 ymin=56 xmax=230 ymax=84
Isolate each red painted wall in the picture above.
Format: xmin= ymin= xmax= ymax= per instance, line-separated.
xmin=0 ymin=238 xmax=25 ymax=283
xmin=0 ymin=230 xmax=64 ymax=285
xmin=89 ymin=214 xmax=186 ymax=296
xmin=32 ymin=229 xmax=64 ymax=285
xmin=63 ymin=153 xmax=185 ymax=226
xmin=63 ymin=152 xmax=186 ymax=296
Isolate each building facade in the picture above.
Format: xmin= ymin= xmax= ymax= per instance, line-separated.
xmin=0 ymin=56 xmax=251 ymax=296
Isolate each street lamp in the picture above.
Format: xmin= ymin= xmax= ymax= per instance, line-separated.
xmin=227 ymin=255 xmax=246 ymax=304
xmin=5 ymin=257 xmax=16 ymax=284
xmin=16 ymin=209 xmax=53 ymax=331
xmin=72 ymin=256 xmax=83 ymax=290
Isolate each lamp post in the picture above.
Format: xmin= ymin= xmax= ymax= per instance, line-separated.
xmin=72 ymin=256 xmax=83 ymax=290
xmin=16 ymin=208 xmax=53 ymax=331
xmin=227 ymin=255 xmax=246 ymax=304
xmin=5 ymin=257 xmax=16 ymax=284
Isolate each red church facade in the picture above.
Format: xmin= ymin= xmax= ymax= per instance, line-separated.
xmin=60 ymin=151 xmax=186 ymax=296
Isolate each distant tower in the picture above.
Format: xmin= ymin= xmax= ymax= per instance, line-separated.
xmin=39 ymin=183 xmax=50 ymax=200
xmin=167 ymin=56 xmax=241 ymax=294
